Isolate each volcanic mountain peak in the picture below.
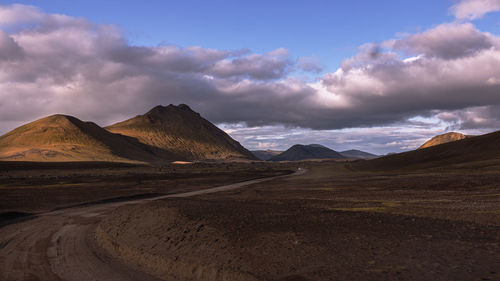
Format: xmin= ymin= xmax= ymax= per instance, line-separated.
xmin=269 ymin=144 xmax=344 ymax=161
xmin=106 ymin=105 xmax=256 ymax=161
xmin=145 ymin=104 xmax=198 ymax=118
xmin=419 ymin=132 xmax=468 ymax=149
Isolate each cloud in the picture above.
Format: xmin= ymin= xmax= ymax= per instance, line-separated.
xmin=0 ymin=30 xmax=23 ymax=60
xmin=436 ymin=105 xmax=500 ymax=130
xmin=296 ymin=56 xmax=323 ymax=73
xmin=392 ymin=23 xmax=496 ymax=59
xmin=317 ymin=22 xmax=500 ymax=129
xmin=209 ymin=48 xmax=293 ymax=80
xmin=0 ymin=4 xmax=43 ymax=26
xmin=1 ymin=3 xmax=500 ymax=149
xmin=451 ymin=0 xmax=500 ymax=20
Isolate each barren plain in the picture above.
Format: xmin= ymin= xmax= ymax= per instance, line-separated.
xmin=0 ymin=160 xmax=499 ymax=281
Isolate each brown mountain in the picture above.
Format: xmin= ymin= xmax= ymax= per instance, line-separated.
xmin=105 ymin=104 xmax=256 ymax=161
xmin=269 ymin=144 xmax=344 ymax=161
xmin=353 ymin=130 xmax=500 ymax=171
xmin=418 ymin=132 xmax=468 ymax=149
xmin=0 ymin=114 xmax=164 ymax=163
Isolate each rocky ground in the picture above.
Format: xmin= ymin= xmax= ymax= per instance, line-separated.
xmin=96 ymin=162 xmax=500 ymax=281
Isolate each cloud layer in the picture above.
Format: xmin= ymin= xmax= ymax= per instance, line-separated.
xmin=1 ymin=3 xmax=500 ymax=152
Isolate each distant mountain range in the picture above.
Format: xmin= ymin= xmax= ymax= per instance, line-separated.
xmin=252 ymin=146 xmax=378 ymax=161
xmin=251 ymin=150 xmax=283 ymax=161
xmin=0 ymin=105 xmax=256 ymax=163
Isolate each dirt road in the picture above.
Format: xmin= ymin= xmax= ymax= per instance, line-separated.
xmin=0 ymin=168 xmax=305 ymax=281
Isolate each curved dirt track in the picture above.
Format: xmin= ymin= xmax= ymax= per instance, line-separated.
xmin=0 ymin=168 xmax=306 ymax=281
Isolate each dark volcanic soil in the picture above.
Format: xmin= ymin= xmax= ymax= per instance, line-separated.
xmin=97 ymin=163 xmax=500 ymax=281
xmin=0 ymin=161 xmax=293 ymax=213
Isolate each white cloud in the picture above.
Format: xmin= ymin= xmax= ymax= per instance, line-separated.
xmin=451 ymin=0 xmax=500 ymax=20
xmin=0 ymin=4 xmax=43 ymax=26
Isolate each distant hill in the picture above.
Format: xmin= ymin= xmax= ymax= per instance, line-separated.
xmin=418 ymin=132 xmax=468 ymax=149
xmin=251 ymin=150 xmax=283 ymax=161
xmin=340 ymin=149 xmax=379 ymax=159
xmin=352 ymin=130 xmax=500 ymax=171
xmin=106 ymin=104 xmax=256 ymax=161
xmin=0 ymin=115 xmax=163 ymax=163
xmin=269 ymin=144 xmax=344 ymax=161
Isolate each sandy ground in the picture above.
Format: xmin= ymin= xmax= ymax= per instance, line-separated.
xmin=0 ymin=168 xmax=304 ymax=281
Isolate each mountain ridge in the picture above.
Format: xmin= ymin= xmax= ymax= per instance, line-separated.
xmin=105 ymin=104 xmax=256 ymax=161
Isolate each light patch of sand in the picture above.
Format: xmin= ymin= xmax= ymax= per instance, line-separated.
xmin=171 ymin=161 xmax=193 ymax=165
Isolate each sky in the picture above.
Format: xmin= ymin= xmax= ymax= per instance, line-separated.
xmin=1 ymin=0 xmax=500 ymax=154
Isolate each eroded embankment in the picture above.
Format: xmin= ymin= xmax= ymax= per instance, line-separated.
xmin=95 ymin=201 xmax=260 ymax=281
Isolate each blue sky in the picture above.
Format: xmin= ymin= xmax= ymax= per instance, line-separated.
xmin=1 ymin=1 xmax=500 ymax=154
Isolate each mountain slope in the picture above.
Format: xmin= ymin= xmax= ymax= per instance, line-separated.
xmin=0 ymin=115 xmax=163 ymax=162
xmin=269 ymin=144 xmax=344 ymax=161
xmin=353 ymin=130 xmax=500 ymax=171
xmin=340 ymin=150 xmax=378 ymax=159
xmin=106 ymin=104 xmax=256 ymax=161
xmin=251 ymin=150 xmax=283 ymax=161
xmin=418 ymin=132 xmax=467 ymax=149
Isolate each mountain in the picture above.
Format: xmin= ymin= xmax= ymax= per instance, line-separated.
xmin=269 ymin=144 xmax=344 ymax=161
xmin=418 ymin=132 xmax=468 ymax=149
xmin=106 ymin=104 xmax=256 ymax=161
xmin=0 ymin=115 xmax=164 ymax=163
xmin=352 ymin=130 xmax=500 ymax=171
xmin=251 ymin=150 xmax=283 ymax=161
xmin=340 ymin=149 xmax=378 ymax=159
